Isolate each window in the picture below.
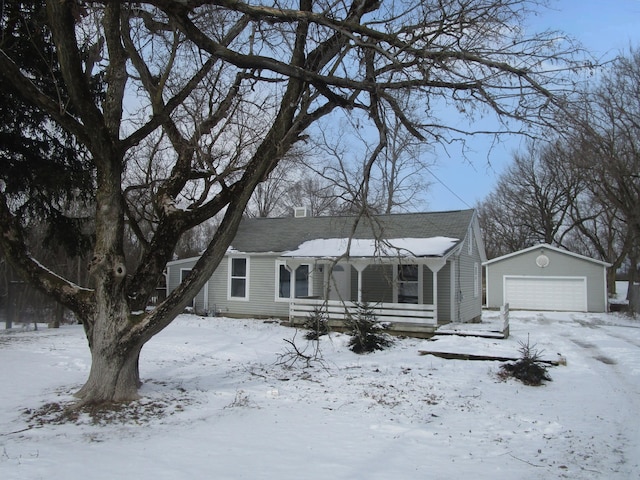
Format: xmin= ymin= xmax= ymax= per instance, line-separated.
xmin=468 ymin=229 xmax=473 ymax=255
xmin=276 ymin=262 xmax=311 ymax=300
xmin=294 ymin=264 xmax=310 ymax=298
xmin=474 ymin=262 xmax=479 ymax=298
xmin=229 ymin=257 xmax=249 ymax=300
xmin=278 ymin=264 xmax=291 ymax=299
xmin=397 ymin=264 xmax=419 ymax=303
xmin=180 ymin=268 xmax=191 ymax=283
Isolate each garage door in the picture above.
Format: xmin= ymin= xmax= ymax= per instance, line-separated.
xmin=504 ymin=276 xmax=587 ymax=312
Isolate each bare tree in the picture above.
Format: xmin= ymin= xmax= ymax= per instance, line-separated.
xmin=376 ymin=112 xmax=434 ymax=214
xmin=562 ymin=48 xmax=640 ymax=303
xmin=478 ymin=140 xmax=586 ymax=257
xmin=306 ymin=108 xmax=435 ymax=216
xmin=564 ymin=192 xmax=627 ymax=295
xmin=0 ymin=0 xmax=585 ymax=404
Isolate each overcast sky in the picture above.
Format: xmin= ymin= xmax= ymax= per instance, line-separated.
xmin=425 ymin=0 xmax=640 ymax=212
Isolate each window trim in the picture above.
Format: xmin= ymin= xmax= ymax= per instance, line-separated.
xmin=228 ymin=256 xmax=250 ymax=301
xmin=474 ymin=262 xmax=480 ymax=298
xmin=275 ymin=261 xmax=292 ymax=302
xmin=275 ymin=260 xmax=313 ymax=302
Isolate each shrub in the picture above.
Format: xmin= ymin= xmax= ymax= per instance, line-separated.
xmin=499 ymin=335 xmax=551 ymax=386
xmin=346 ymin=302 xmax=393 ymax=354
xmin=303 ymin=306 xmax=329 ymax=340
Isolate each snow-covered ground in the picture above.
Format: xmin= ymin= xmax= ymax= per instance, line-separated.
xmin=1 ymin=309 xmax=639 ymax=480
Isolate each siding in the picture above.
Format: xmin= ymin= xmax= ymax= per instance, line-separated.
xmin=166 ymin=257 xmax=209 ymax=315
xmin=451 ymin=229 xmax=483 ymax=323
xmin=168 ymin=255 xmax=330 ymax=319
xmin=422 ymin=266 xmax=434 ymax=305
xmin=362 ymin=265 xmax=393 ymax=303
xmin=218 ymin=255 xmax=288 ymax=318
xmin=436 ymin=262 xmax=452 ymax=323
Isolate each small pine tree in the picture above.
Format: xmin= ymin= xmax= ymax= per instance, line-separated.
xmin=346 ymin=302 xmax=393 ymax=354
xmin=499 ymin=335 xmax=551 ymax=386
xmin=303 ymin=306 xmax=329 ymax=340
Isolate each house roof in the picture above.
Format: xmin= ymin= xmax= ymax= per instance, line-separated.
xmin=229 ymin=209 xmax=476 ymax=258
xmin=483 ymin=243 xmax=612 ymax=267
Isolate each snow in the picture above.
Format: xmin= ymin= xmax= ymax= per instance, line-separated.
xmin=1 ymin=310 xmax=640 ymax=479
xmin=282 ymin=236 xmax=459 ymax=259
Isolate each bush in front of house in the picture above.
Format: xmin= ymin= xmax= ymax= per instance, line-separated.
xmin=499 ymin=335 xmax=551 ymax=386
xmin=303 ymin=306 xmax=330 ymax=340
xmin=346 ymin=302 xmax=393 ymax=354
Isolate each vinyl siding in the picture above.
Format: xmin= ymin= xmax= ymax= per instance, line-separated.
xmin=422 ymin=266 xmax=434 ymax=305
xmin=361 ymin=265 xmax=393 ymax=303
xmin=452 ymin=229 xmax=483 ymax=323
xmin=436 ymin=262 xmax=452 ymax=323
xmin=166 ymin=257 xmax=209 ymax=315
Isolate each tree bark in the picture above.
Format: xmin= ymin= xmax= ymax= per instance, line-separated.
xmin=76 ymin=341 xmax=143 ymax=403
xmin=75 ymin=296 xmax=144 ymax=403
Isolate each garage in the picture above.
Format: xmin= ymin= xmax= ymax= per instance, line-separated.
xmin=503 ymin=276 xmax=587 ymax=312
xmin=484 ymin=244 xmax=610 ymax=313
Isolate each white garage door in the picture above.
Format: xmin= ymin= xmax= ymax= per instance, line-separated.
xmin=504 ymin=276 xmax=587 ymax=312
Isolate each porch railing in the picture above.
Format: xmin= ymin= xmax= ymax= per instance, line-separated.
xmin=290 ymin=298 xmax=436 ymax=325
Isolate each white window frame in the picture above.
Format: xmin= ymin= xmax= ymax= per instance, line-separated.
xmin=468 ymin=229 xmax=473 ymax=255
xmin=474 ymin=262 xmax=479 ymax=298
xmin=275 ymin=260 xmax=313 ymax=302
xmin=228 ymin=256 xmax=250 ymax=301
xmin=275 ymin=261 xmax=292 ymax=302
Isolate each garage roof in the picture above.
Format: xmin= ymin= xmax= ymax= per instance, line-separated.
xmin=483 ymin=243 xmax=611 ymax=267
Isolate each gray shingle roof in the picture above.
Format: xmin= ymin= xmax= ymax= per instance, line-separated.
xmin=230 ymin=209 xmax=475 ymax=256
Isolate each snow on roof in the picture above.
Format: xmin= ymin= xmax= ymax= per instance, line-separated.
xmin=281 ymin=236 xmax=459 ymax=259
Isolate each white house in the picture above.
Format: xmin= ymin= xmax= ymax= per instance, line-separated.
xmin=167 ymin=209 xmax=487 ymax=336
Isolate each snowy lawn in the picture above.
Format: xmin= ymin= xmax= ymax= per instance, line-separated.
xmin=1 ymin=310 xmax=639 ymax=480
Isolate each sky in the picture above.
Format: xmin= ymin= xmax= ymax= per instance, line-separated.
xmin=425 ymin=0 xmax=640 ymax=212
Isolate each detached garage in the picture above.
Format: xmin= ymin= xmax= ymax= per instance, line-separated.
xmin=484 ymin=244 xmax=610 ymax=313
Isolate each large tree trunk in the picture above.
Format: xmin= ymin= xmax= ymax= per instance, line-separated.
xmin=75 ymin=301 xmax=144 ymax=404
xmin=76 ymin=339 xmax=142 ymax=404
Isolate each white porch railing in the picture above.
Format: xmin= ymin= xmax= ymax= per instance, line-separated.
xmin=290 ymin=298 xmax=436 ymax=325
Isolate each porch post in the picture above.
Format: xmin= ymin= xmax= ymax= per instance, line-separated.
xmin=432 ymin=269 xmax=438 ymax=323
xmin=352 ymin=261 xmax=369 ymax=303
xmin=424 ymin=259 xmax=446 ymax=324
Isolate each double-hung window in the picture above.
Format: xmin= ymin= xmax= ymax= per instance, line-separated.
xmin=229 ymin=257 xmax=249 ymax=300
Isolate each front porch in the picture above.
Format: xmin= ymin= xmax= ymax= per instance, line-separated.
xmin=289 ymin=298 xmax=439 ymax=338
xmin=282 ymin=253 xmax=451 ymax=336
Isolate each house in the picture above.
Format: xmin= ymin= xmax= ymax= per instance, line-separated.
xmin=166 ymin=209 xmax=486 ymax=336
xmin=484 ymin=243 xmax=611 ymax=313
